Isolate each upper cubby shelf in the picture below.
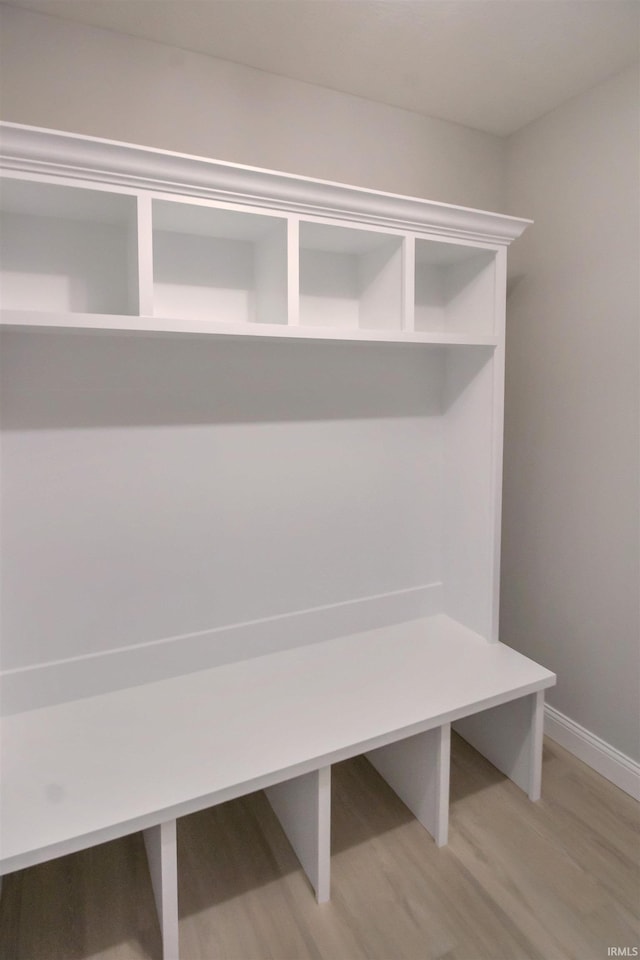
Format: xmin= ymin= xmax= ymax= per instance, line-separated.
xmin=298 ymin=221 xmax=403 ymax=332
xmin=414 ymin=238 xmax=496 ymax=337
xmin=152 ymin=199 xmax=288 ymax=327
xmin=0 ymin=122 xmax=530 ymax=346
xmin=0 ymin=178 xmax=139 ymax=316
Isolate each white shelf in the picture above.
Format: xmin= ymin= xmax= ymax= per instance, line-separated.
xmin=0 ymin=614 xmax=555 ymax=876
xmin=0 ymin=310 xmax=499 ymax=346
xmin=0 ymin=154 xmax=509 ymax=340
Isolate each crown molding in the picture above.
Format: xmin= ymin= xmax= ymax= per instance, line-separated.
xmin=0 ymin=122 xmax=530 ymax=245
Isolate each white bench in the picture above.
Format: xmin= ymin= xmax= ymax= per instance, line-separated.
xmin=0 ymin=614 xmax=555 ymax=959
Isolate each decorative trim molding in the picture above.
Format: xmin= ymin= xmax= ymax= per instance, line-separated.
xmin=0 ymin=122 xmax=531 ymax=245
xmin=1 ymin=582 xmax=442 ymax=715
xmin=544 ymin=704 xmax=640 ymax=800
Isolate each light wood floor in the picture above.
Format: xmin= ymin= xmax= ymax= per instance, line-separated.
xmin=1 ymin=734 xmax=638 ymax=960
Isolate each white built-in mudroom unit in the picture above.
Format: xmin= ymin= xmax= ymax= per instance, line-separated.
xmin=0 ymin=123 xmax=555 ymax=959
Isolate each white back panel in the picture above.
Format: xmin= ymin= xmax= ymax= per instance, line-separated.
xmin=153 ymin=231 xmax=256 ymax=323
xmin=299 ymin=248 xmax=360 ymax=328
xmin=0 ymin=213 xmax=134 ymax=315
xmin=1 ymin=331 xmax=444 ymax=671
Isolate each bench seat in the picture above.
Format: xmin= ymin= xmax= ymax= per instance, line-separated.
xmin=0 ymin=613 xmax=555 ymax=957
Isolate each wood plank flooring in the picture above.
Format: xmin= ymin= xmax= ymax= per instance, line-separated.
xmin=1 ymin=735 xmax=638 ymax=960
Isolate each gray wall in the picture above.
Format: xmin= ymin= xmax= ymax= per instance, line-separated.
xmin=503 ymin=65 xmax=640 ymax=761
xmin=0 ymin=4 xmax=505 ymax=210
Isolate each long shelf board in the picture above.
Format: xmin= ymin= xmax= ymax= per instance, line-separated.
xmin=0 ymin=312 xmax=499 ymax=347
xmin=1 ymin=613 xmax=554 ymax=875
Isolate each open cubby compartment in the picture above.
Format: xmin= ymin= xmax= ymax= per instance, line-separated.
xmin=0 ymin=178 xmax=139 ymax=315
xmin=299 ymin=220 xmax=404 ymax=331
xmin=152 ymin=199 xmax=289 ymax=326
xmin=414 ymin=238 xmax=497 ymax=335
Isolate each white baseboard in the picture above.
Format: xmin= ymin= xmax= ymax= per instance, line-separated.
xmin=544 ymin=704 xmax=640 ymax=800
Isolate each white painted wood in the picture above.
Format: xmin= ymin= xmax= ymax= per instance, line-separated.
xmin=299 ymin=247 xmax=360 ymax=329
xmin=414 ymin=261 xmax=446 ymax=332
xmin=414 ymin=238 xmax=496 ymax=335
xmin=488 ymin=247 xmax=508 ymax=643
xmin=0 ymin=310 xmax=499 ymax=345
xmin=152 ymin=197 xmax=284 ymax=241
xmin=0 ymin=179 xmax=137 ymax=316
xmin=0 ymin=331 xmax=444 ymax=675
xmin=286 ymin=216 xmax=300 ymax=326
xmin=0 ymin=615 xmax=555 ymax=877
xmin=152 ymin=229 xmax=256 ymax=324
xmin=444 ymin=253 xmax=495 ymax=334
xmin=2 ymin=584 xmax=442 ymax=715
xmin=0 ymin=123 xmax=531 ymax=244
xmin=441 ymin=346 xmax=495 ymax=639
xmin=265 ymin=766 xmax=331 ymax=902
xmin=143 ymin=820 xmax=179 ymax=960
xmin=255 ymin=220 xmax=288 ymax=324
xmin=151 ymin=199 xmax=288 ymax=325
xmin=454 ymin=690 xmax=546 ymax=800
xmin=366 ymin=723 xmax=451 ymax=846
xmin=359 ymin=238 xmax=403 ymax=331
xmin=135 ymin=193 xmax=154 ymax=316
xmin=401 ymin=234 xmax=415 ymax=332
xmin=299 ymin=221 xmax=403 ymax=330
xmin=0 ymin=126 xmax=556 ymax=913
xmin=0 ymin=175 xmax=136 ymax=222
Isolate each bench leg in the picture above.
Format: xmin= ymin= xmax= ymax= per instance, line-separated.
xmin=366 ymin=724 xmax=451 ymax=846
xmin=265 ymin=766 xmax=331 ymax=903
xmin=453 ymin=690 xmax=545 ymax=800
xmin=143 ymin=820 xmax=179 ymax=960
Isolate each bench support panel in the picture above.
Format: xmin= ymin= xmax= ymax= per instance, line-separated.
xmin=265 ymin=766 xmax=331 ymax=903
xmin=366 ymin=724 xmax=451 ymax=846
xmin=143 ymin=819 xmax=179 ymax=960
xmin=454 ymin=690 xmax=545 ymax=800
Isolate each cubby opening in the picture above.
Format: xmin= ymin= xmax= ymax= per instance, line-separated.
xmin=152 ymin=200 xmax=288 ymax=326
xmin=0 ymin=179 xmax=138 ymax=315
xmin=299 ymin=222 xmax=403 ymax=331
xmin=414 ymin=240 xmax=496 ymax=335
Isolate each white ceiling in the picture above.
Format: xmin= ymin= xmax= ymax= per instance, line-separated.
xmin=5 ymin=0 xmax=639 ymax=135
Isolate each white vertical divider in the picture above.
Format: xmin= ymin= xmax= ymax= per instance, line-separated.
xmin=286 ymin=217 xmax=300 ymax=326
xmin=265 ymin=766 xmax=331 ymax=902
xmin=528 ymin=691 xmax=546 ymax=801
xmin=402 ymin=234 xmax=416 ymax=332
xmin=454 ymin=690 xmax=546 ymax=800
xmin=135 ymin=193 xmax=155 ymax=317
xmin=366 ymin=724 xmax=451 ymax=846
xmin=143 ymin=819 xmax=179 ymax=960
xmin=488 ymin=245 xmax=508 ymax=643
